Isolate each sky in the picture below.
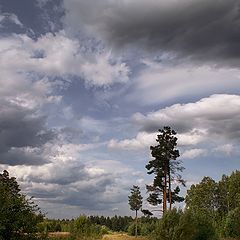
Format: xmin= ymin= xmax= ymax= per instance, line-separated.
xmin=0 ymin=0 xmax=240 ymax=219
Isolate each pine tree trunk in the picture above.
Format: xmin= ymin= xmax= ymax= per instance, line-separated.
xmin=168 ymin=166 xmax=172 ymax=210
xmin=135 ymin=210 xmax=138 ymax=237
xmin=163 ymin=164 xmax=167 ymax=215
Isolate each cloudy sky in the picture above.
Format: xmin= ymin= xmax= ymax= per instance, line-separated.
xmin=0 ymin=0 xmax=240 ymax=218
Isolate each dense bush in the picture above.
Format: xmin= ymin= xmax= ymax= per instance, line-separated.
xmin=151 ymin=208 xmax=181 ymax=240
xmin=127 ymin=216 xmax=157 ymax=236
xmin=184 ymin=210 xmax=218 ymax=240
xmin=140 ymin=221 xmax=156 ymax=236
xmin=224 ymin=207 xmax=240 ymax=238
xmin=127 ymin=222 xmax=142 ymax=236
xmin=71 ymin=215 xmax=105 ymax=239
xmin=150 ymin=209 xmax=219 ymax=240
xmin=174 ymin=209 xmax=197 ymax=240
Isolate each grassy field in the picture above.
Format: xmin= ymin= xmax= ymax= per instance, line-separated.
xmin=48 ymin=232 xmax=71 ymax=237
xmin=48 ymin=232 xmax=147 ymax=240
xmin=48 ymin=232 xmax=240 ymax=240
xmin=102 ymin=234 xmax=147 ymax=240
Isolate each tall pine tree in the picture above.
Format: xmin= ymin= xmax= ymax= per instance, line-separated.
xmin=146 ymin=126 xmax=185 ymax=215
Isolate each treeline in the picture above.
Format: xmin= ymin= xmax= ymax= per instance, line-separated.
xmin=186 ymin=170 xmax=240 ymax=217
xmin=185 ymin=170 xmax=240 ymax=239
xmin=40 ymin=215 xmax=158 ymax=233
xmin=89 ymin=215 xmax=133 ymax=232
xmin=39 ymin=215 xmax=133 ymax=233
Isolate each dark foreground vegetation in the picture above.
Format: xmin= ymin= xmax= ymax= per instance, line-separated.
xmin=1 ymin=127 xmax=240 ymax=240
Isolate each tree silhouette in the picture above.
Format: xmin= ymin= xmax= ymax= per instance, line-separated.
xmin=146 ymin=127 xmax=185 ymax=215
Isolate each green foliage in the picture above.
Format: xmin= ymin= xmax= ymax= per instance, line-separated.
xmin=187 ymin=171 xmax=240 ymax=216
xmin=127 ymin=222 xmax=141 ymax=236
xmin=0 ymin=170 xmax=43 ymax=240
xmin=128 ymin=185 xmax=143 ymax=212
xmin=216 ymin=174 xmax=230 ymax=216
xmin=151 ymin=208 xmax=181 ymax=240
xmin=140 ymin=222 xmax=156 ymax=236
xmin=127 ymin=216 xmax=157 ymax=236
xmin=88 ymin=215 xmax=133 ymax=232
xmin=185 ymin=176 xmax=217 ymax=215
xmin=71 ymin=215 xmax=103 ymax=239
xmin=150 ymin=209 xmax=219 ymax=240
xmin=185 ymin=210 xmax=219 ymax=240
xmin=186 ymin=170 xmax=240 ymax=239
xmin=100 ymin=225 xmax=110 ymax=235
xmin=174 ymin=210 xmax=197 ymax=240
xmin=224 ymin=207 xmax=240 ymax=238
xmin=141 ymin=209 xmax=153 ymax=217
xmin=227 ymin=171 xmax=240 ymax=211
xmin=72 ymin=215 xmax=91 ymax=236
xmin=37 ymin=219 xmax=64 ymax=233
xmin=128 ymin=185 xmax=143 ymax=237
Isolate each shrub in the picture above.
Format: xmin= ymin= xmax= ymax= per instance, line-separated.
xmin=194 ymin=213 xmax=218 ymax=240
xmin=127 ymin=222 xmax=141 ymax=236
xmin=140 ymin=222 xmax=156 ymax=236
xmin=224 ymin=207 xmax=240 ymax=238
xmin=174 ymin=209 xmax=197 ymax=240
xmin=151 ymin=208 xmax=181 ymax=240
xmin=100 ymin=225 xmax=110 ymax=235
xmin=150 ymin=209 xmax=219 ymax=240
xmin=71 ymin=215 xmax=103 ymax=239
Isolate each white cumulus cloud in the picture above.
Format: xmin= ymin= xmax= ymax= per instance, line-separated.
xmin=181 ymin=148 xmax=207 ymax=159
xmin=0 ymin=31 xmax=130 ymax=87
xmin=109 ymin=94 xmax=240 ymax=151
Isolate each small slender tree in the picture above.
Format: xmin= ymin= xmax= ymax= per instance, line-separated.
xmin=146 ymin=126 xmax=185 ymax=215
xmin=128 ymin=185 xmax=143 ymax=237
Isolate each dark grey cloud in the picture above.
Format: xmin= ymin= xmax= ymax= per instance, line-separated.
xmin=64 ymin=0 xmax=240 ymax=65
xmin=28 ymin=163 xmax=88 ymax=185
xmin=27 ymin=172 xmax=124 ymax=211
xmin=0 ymin=102 xmax=55 ymax=165
xmin=111 ymin=0 xmax=240 ymax=65
xmin=0 ymin=104 xmax=54 ymax=149
xmin=19 ymin=159 xmax=131 ymax=212
xmin=60 ymin=178 xmax=114 ymax=210
xmin=0 ymin=148 xmax=48 ymax=166
xmin=135 ymin=119 xmax=191 ymax=134
xmin=29 ymin=186 xmax=62 ymax=200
